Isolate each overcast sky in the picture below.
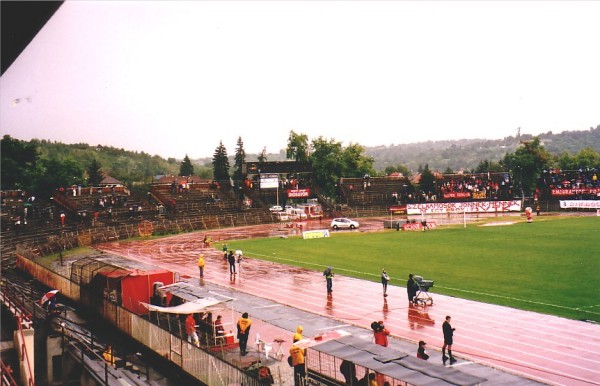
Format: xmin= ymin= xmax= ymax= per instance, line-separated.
xmin=1 ymin=1 xmax=599 ymax=160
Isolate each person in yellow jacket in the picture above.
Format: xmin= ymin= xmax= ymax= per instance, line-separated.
xmin=237 ymin=312 xmax=252 ymax=355
xmin=102 ymin=344 xmax=115 ymax=365
xmin=289 ymin=342 xmax=306 ymax=386
xmin=197 ymin=254 xmax=205 ymax=278
xmin=293 ymin=325 xmax=303 ymax=343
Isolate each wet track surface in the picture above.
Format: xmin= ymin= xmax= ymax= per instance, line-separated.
xmin=97 ymin=219 xmax=600 ymax=386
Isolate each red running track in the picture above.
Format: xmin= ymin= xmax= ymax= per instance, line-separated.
xmin=98 ymin=222 xmax=600 ymax=386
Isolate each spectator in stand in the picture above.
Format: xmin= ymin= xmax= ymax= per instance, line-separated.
xmin=214 ymin=315 xmax=225 ymax=337
xmin=103 ymin=345 xmax=116 ymax=365
xmin=340 ymin=360 xmax=358 ymax=385
xmin=186 ymin=313 xmax=199 ymax=346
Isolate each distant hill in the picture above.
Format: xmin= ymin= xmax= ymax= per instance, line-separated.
xmin=7 ymin=126 xmax=599 ymax=183
xmin=364 ymin=126 xmax=600 ymax=172
xmin=199 ymin=126 xmax=600 ymax=173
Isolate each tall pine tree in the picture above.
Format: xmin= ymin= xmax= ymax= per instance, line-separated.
xmin=418 ymin=164 xmax=436 ymax=195
xmin=212 ymin=141 xmax=230 ymax=181
xmin=233 ymin=137 xmax=246 ymax=182
xmin=179 ymin=154 xmax=194 ymax=176
xmin=87 ymin=158 xmax=104 ymax=186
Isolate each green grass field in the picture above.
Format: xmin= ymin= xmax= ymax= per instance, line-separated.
xmin=227 ymin=216 xmax=600 ymax=322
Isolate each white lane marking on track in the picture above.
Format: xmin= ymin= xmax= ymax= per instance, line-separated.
xmin=255 ymin=304 xmax=284 ymax=309
xmin=317 ymin=325 xmax=351 ymax=331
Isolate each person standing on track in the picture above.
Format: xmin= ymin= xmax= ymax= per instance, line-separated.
xmin=407 ymin=274 xmax=418 ymax=303
xmin=381 ymin=269 xmax=390 ymax=297
xmin=228 ymin=251 xmax=236 ymax=274
xmin=237 ymin=312 xmax=252 ymax=356
xmin=236 ymin=249 xmax=243 ymax=274
xmin=197 ymin=253 xmax=205 ymax=278
xmin=442 ymin=315 xmax=457 ymax=364
xmin=323 ymin=266 xmax=334 ymax=293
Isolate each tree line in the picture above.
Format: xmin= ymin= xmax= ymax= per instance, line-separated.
xmin=2 ymin=127 xmax=599 ymax=201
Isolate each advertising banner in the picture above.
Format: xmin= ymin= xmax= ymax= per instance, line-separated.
xmin=407 ymin=200 xmax=521 ymax=214
xmin=552 ymin=188 xmax=600 ymax=196
xmin=302 ymin=229 xmax=330 ymax=239
xmin=260 ymin=174 xmax=279 ymax=189
xmin=443 ymin=192 xmax=471 ymax=199
xmin=402 ymin=221 xmax=437 ymax=231
xmin=559 ymin=200 xmax=600 ymax=209
xmin=389 ymin=205 xmax=406 ymax=214
xmin=288 ymin=188 xmax=311 ymax=198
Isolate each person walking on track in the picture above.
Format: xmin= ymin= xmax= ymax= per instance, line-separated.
xmin=407 ymin=273 xmax=418 ymax=303
xmin=323 ymin=266 xmax=334 ymax=293
xmin=381 ymin=269 xmax=390 ymax=297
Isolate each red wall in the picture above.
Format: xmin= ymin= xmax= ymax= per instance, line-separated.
xmin=121 ymin=271 xmax=174 ymax=314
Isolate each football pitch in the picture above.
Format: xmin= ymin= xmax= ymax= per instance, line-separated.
xmin=229 ymin=215 xmax=600 ymax=322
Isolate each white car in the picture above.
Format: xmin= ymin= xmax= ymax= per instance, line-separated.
xmin=330 ymin=218 xmax=360 ymax=230
xmin=269 ymin=205 xmax=283 ymax=212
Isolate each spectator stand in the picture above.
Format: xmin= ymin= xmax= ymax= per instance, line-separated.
xmin=338 ymin=176 xmax=414 ymax=218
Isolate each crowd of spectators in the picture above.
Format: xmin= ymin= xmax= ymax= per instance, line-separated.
xmin=435 ymin=173 xmax=513 ymax=201
xmin=537 ymin=168 xmax=599 ymax=199
xmin=3 ymin=167 xmax=599 ymax=233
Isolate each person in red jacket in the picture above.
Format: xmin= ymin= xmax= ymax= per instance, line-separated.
xmin=372 ymin=321 xmax=390 ymax=347
xmin=185 ymin=314 xmax=199 ymax=346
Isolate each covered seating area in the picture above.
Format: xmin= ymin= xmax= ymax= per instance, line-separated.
xmin=142 ymin=281 xmax=236 ymax=350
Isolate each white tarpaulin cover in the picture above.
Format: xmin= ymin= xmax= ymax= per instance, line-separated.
xmin=141 ymin=298 xmax=224 ymax=314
